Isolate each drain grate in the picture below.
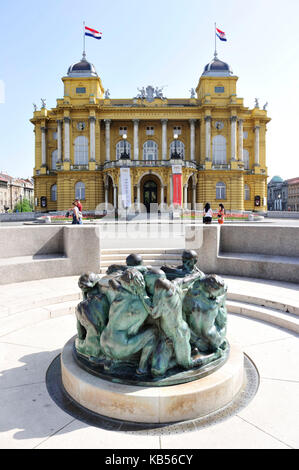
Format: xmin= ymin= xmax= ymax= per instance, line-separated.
xmin=46 ymin=354 xmax=259 ymax=435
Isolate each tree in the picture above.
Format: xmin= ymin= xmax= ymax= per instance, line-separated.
xmin=13 ymin=198 xmax=33 ymax=213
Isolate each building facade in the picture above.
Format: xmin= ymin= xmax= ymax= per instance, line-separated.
xmin=0 ymin=173 xmax=34 ymax=212
xmin=267 ymin=176 xmax=288 ymax=211
xmin=31 ymin=53 xmax=270 ymax=213
xmin=286 ymin=177 xmax=299 ymax=211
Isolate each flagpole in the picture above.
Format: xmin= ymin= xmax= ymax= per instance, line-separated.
xmin=214 ymin=22 xmax=217 ymax=58
xmin=83 ymin=21 xmax=86 ymax=59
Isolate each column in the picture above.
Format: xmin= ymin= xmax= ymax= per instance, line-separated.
xmin=189 ymin=119 xmax=196 ymax=161
xmin=183 ymin=185 xmax=188 ymax=209
xmin=41 ymin=126 xmax=47 ymax=166
xmin=160 ymin=185 xmax=164 ymax=208
xmin=205 ymin=116 xmax=211 ymax=161
xmin=169 ymin=174 xmax=173 ymax=204
xmin=193 ymin=185 xmax=197 ymax=210
xmin=136 ymin=185 xmax=141 ymax=209
xmin=89 ymin=117 xmax=96 ymax=161
xmin=104 ymin=119 xmax=111 ymax=162
xmin=64 ymin=117 xmax=70 ymax=162
xmin=105 ymin=185 xmax=109 ymax=209
xmin=230 ymin=116 xmax=237 ymax=161
xmin=161 ymin=119 xmax=168 ymax=160
xmin=57 ymin=120 xmax=62 ymax=162
xmin=113 ymin=185 xmax=117 ymax=209
xmin=254 ymin=126 xmax=260 ymax=166
xmin=133 ymin=119 xmax=139 ymax=160
xmin=238 ymin=119 xmax=244 ymax=162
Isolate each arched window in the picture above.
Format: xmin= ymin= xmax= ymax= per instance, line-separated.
xmin=169 ymin=140 xmax=185 ymax=159
xmin=116 ymin=140 xmax=132 ymax=160
xmin=51 ymin=184 xmax=57 ymax=202
xmin=75 ymin=182 xmax=85 ymax=200
xmin=51 ymin=150 xmax=58 ymax=170
xmin=216 ymin=182 xmax=226 ymax=200
xmin=245 ymin=184 xmax=250 ymax=201
xmin=243 ymin=149 xmax=250 ymax=170
xmin=143 ymin=140 xmax=158 ymax=161
xmin=212 ymin=136 xmax=227 ymax=164
xmin=74 ymin=136 xmax=88 ymax=165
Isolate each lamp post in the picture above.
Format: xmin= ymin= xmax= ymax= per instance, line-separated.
xmin=120 ymin=134 xmax=130 ymax=160
xmin=171 ymin=133 xmax=181 ymax=159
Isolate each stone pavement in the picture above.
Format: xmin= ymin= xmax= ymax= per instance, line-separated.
xmin=0 ymin=275 xmax=298 ymax=449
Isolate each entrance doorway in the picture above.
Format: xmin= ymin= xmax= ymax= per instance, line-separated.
xmin=143 ymin=180 xmax=157 ymax=212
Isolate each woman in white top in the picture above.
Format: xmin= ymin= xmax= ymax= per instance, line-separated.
xmin=203 ymin=203 xmax=213 ymax=224
xmin=71 ymin=202 xmax=83 ymax=225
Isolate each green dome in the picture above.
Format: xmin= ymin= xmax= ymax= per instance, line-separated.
xmin=270 ymin=176 xmax=283 ymax=184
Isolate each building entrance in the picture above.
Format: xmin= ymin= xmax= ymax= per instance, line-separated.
xmin=143 ymin=180 xmax=157 ymax=212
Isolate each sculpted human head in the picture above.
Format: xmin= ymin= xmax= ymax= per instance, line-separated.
xmin=182 ymin=250 xmax=198 ymax=272
xmin=118 ymin=268 xmax=146 ymax=296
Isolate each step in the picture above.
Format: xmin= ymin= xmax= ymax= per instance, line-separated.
xmin=100 ymin=259 xmax=181 ymax=268
xmin=227 ymin=292 xmax=299 ymax=317
xmin=101 ymin=248 xmax=184 ymax=255
xmin=0 ymin=299 xmax=78 ymax=337
xmin=101 ymin=253 xmax=182 ymax=264
xmin=227 ymin=299 xmax=299 ymax=334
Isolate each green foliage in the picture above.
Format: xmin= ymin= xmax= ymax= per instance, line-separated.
xmin=13 ymin=198 xmax=33 ymax=213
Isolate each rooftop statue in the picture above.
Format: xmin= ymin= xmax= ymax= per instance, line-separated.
xmin=74 ymin=251 xmax=229 ymax=385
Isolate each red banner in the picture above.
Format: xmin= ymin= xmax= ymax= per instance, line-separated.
xmin=172 ymin=174 xmax=182 ymax=205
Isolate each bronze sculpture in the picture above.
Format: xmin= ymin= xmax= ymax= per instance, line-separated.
xmin=74 ymin=251 xmax=229 ymax=384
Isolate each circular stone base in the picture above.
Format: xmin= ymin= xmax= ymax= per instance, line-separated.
xmin=61 ymin=338 xmax=245 ymax=424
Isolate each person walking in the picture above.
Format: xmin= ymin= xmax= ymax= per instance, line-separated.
xmin=217 ymin=204 xmax=225 ymax=225
xmin=71 ymin=202 xmax=83 ymax=225
xmin=203 ymin=203 xmax=213 ymax=224
xmin=75 ymin=198 xmax=83 ymax=213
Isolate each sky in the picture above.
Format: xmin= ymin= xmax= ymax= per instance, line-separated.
xmin=0 ymin=0 xmax=299 ymax=181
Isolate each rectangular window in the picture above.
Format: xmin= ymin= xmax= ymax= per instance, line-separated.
xmin=146 ymin=126 xmax=154 ymax=135
xmin=173 ymin=126 xmax=182 ymax=135
xmin=215 ymin=87 xmax=224 ymax=93
xmin=76 ymin=87 xmax=86 ymax=94
xmin=119 ymin=127 xmax=128 ymax=136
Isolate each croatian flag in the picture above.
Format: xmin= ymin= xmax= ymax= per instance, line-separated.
xmin=85 ymin=26 xmax=102 ymax=40
xmin=216 ymin=27 xmax=227 ymax=42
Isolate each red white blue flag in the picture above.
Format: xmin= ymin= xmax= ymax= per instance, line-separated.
xmin=216 ymin=27 xmax=227 ymax=42
xmin=85 ymin=26 xmax=102 ymax=40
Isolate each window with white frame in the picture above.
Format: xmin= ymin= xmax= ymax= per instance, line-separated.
xmin=146 ymin=126 xmax=155 ymax=136
xmin=75 ymin=182 xmax=85 ymax=200
xmin=243 ymin=131 xmax=248 ymax=140
xmin=119 ymin=127 xmax=128 ymax=136
xmin=51 ymin=184 xmax=57 ymax=202
xmin=216 ymin=182 xmax=226 ymax=200
xmin=116 ymin=140 xmax=132 ymax=160
xmin=169 ymin=140 xmax=185 ymax=159
xmin=243 ymin=149 xmax=250 ymax=170
xmin=51 ymin=150 xmax=58 ymax=170
xmin=53 ymin=132 xmax=58 ymax=140
xmin=245 ymin=184 xmax=250 ymax=201
xmin=74 ymin=136 xmax=88 ymax=165
xmin=143 ymin=140 xmax=158 ymax=160
xmin=212 ymin=135 xmax=227 ymax=164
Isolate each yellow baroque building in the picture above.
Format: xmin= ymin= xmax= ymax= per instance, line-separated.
xmin=31 ymin=52 xmax=271 ymax=213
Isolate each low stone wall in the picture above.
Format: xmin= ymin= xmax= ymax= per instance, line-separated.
xmin=266 ymin=211 xmax=299 ymax=219
xmin=0 ymin=212 xmax=43 ymax=222
xmin=0 ymin=226 xmax=100 ymax=285
xmin=186 ymin=225 xmax=299 ymax=284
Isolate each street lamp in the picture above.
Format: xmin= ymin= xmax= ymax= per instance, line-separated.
xmin=171 ymin=133 xmax=182 ymax=159
xmin=120 ymin=134 xmax=130 ymax=160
